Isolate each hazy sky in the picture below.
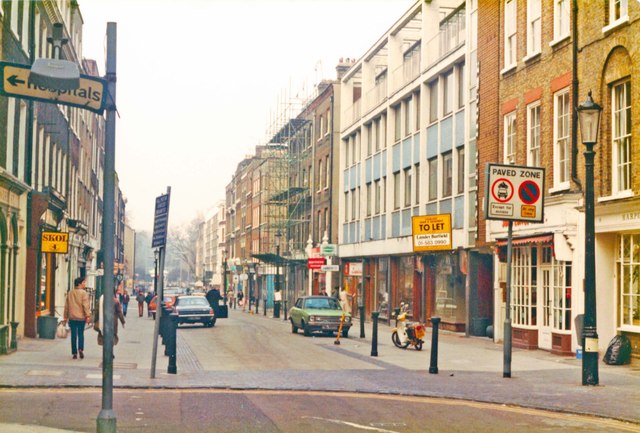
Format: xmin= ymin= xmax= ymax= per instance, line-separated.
xmin=79 ymin=0 xmax=414 ymax=232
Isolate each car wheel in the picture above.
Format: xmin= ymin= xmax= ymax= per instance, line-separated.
xmin=210 ymin=318 xmax=216 ymax=327
xmin=152 ymin=312 xmax=156 ymax=320
xmin=303 ymin=322 xmax=311 ymax=337
xmin=291 ymin=320 xmax=298 ymax=334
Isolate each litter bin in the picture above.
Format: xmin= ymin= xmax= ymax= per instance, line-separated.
xmin=37 ymin=315 xmax=58 ymax=339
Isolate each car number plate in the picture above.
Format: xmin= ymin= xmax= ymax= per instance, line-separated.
xmin=322 ymin=325 xmax=334 ymax=330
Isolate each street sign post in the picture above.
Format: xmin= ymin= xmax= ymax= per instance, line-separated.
xmin=0 ymin=61 xmax=107 ymax=114
xmin=484 ymin=163 xmax=545 ymax=223
xmin=411 ymin=214 xmax=452 ymax=252
xmin=152 ymin=191 xmax=171 ymax=248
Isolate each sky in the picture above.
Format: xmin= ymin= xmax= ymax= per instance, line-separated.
xmin=79 ymin=0 xmax=415 ymax=232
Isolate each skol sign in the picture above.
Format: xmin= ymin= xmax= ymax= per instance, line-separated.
xmin=41 ymin=231 xmax=69 ymax=254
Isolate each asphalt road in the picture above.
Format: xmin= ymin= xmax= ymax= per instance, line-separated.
xmin=1 ymin=388 xmax=638 ymax=433
xmin=1 ymin=307 xmax=639 ymax=432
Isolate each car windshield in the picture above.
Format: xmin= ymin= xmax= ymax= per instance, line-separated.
xmin=176 ymin=297 xmax=209 ymax=307
xmin=304 ymin=298 xmax=341 ymax=310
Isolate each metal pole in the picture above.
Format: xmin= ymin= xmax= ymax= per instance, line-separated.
xmin=429 ymin=317 xmax=441 ymax=374
xmin=582 ymin=141 xmax=599 ymax=385
xmin=97 ymin=22 xmax=117 ymax=433
xmin=359 ymin=304 xmax=365 ymax=338
xmin=503 ymin=221 xmax=513 ymax=378
xmin=370 ymin=311 xmax=379 ymax=357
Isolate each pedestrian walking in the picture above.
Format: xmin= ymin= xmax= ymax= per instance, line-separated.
xmin=93 ymin=293 xmax=126 ymax=358
xmin=63 ymin=276 xmax=92 ymax=360
xmin=228 ymin=290 xmax=235 ymax=309
xmin=205 ymin=287 xmax=222 ymax=310
xmin=145 ymin=291 xmax=154 ymax=317
xmin=119 ymin=287 xmax=130 ymax=317
xmin=136 ymin=290 xmax=146 ymax=317
xmin=339 ymin=287 xmax=352 ymax=314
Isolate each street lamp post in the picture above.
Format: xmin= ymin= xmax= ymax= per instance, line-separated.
xmin=577 ymin=90 xmax=602 ymax=386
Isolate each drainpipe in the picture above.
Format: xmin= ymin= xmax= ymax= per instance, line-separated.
xmin=571 ymin=0 xmax=582 ymax=191
xmin=328 ymin=93 xmax=335 ymax=241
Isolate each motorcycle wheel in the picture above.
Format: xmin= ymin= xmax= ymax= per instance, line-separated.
xmin=415 ymin=340 xmax=423 ymax=351
xmin=392 ymin=331 xmax=410 ymax=349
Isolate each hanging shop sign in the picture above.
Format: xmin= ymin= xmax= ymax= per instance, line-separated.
xmin=411 ymin=214 xmax=452 ymax=252
xmin=41 ymin=231 xmax=69 ymax=254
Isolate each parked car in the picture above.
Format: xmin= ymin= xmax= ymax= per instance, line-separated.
xmin=289 ymin=296 xmax=351 ymax=337
xmin=148 ymin=294 xmax=178 ymax=319
xmin=172 ymin=295 xmax=216 ymax=327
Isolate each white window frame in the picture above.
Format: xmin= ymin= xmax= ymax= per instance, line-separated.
xmin=617 ymin=233 xmax=640 ymax=331
xmin=612 ymin=80 xmax=631 ymax=195
xmin=504 ymin=112 xmax=516 ymax=164
xmin=526 ymin=0 xmax=541 ymax=57
xmin=504 ymin=0 xmax=517 ymax=69
xmin=553 ymin=89 xmax=570 ymax=190
xmin=552 ymin=0 xmax=570 ymax=44
xmin=527 ymin=102 xmax=541 ymax=167
xmin=604 ymin=0 xmax=629 ymax=32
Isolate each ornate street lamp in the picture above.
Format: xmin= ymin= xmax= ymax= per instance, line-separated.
xmin=577 ymin=90 xmax=602 ymax=386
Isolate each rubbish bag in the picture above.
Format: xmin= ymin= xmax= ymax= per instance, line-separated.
xmin=603 ymin=335 xmax=632 ymax=365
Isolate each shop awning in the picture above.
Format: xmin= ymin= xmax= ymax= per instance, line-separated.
xmin=251 ymin=253 xmax=307 ymax=266
xmin=495 ymin=233 xmax=553 ymax=247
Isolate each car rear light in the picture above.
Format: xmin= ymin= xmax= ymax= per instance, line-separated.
xmin=209 ymin=308 xmax=214 ymax=315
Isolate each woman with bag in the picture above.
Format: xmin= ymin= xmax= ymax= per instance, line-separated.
xmin=63 ymin=276 xmax=92 ymax=360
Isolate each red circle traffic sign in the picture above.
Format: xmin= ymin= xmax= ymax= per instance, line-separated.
xmin=519 ymin=180 xmax=540 ymax=205
xmin=491 ymin=178 xmax=514 ymax=203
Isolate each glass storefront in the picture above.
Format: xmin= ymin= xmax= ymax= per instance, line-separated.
xmin=397 ymin=256 xmax=414 ymax=315
xmin=376 ymin=258 xmax=390 ymax=320
xmin=434 ymin=254 xmax=466 ymax=323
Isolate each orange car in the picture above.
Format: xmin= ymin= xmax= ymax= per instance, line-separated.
xmin=149 ymin=294 xmax=178 ymax=319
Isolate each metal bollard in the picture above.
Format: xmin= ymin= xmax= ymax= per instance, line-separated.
xmin=283 ymin=300 xmax=288 ymax=321
xmin=167 ymin=314 xmax=177 ymax=374
xmin=264 ymin=299 xmax=267 ymax=316
xmin=393 ymin=307 xmax=401 ymax=326
xmin=255 ymin=297 xmax=259 ymax=314
xmin=371 ymin=311 xmax=379 ymax=357
xmin=429 ymin=316 xmax=441 ymax=374
xmin=359 ymin=305 xmax=365 ymax=338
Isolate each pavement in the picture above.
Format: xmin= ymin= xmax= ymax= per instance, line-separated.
xmin=1 ymin=306 xmax=639 ymax=433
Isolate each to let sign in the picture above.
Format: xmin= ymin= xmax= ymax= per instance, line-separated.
xmin=0 ymin=61 xmax=107 ymax=114
xmin=411 ymin=214 xmax=452 ymax=251
xmin=41 ymin=231 xmax=69 ymax=254
xmin=485 ymin=163 xmax=545 ymax=223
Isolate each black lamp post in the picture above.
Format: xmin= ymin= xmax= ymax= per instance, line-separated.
xmin=577 ymin=90 xmax=602 ymax=386
xmin=274 ymin=231 xmax=282 ymax=318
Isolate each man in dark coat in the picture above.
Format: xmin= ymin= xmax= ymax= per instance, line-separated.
xmin=206 ymin=288 xmax=222 ymax=309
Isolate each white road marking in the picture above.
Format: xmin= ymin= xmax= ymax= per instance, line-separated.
xmin=302 ymin=416 xmax=400 ymax=433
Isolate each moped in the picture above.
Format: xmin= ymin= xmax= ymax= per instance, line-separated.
xmin=391 ymin=303 xmax=425 ymax=350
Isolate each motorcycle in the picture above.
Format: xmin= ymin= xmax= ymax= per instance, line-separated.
xmin=391 ymin=303 xmax=425 ymax=350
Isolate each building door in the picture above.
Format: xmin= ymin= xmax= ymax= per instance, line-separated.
xmin=539 ymin=265 xmax=553 ymax=350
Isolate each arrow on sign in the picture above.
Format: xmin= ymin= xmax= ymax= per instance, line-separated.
xmin=7 ymin=75 xmax=25 ymax=86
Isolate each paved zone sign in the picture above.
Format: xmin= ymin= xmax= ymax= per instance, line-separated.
xmin=485 ymin=163 xmax=545 ymax=222
xmin=412 ymin=214 xmax=452 ymax=251
xmin=0 ymin=61 xmax=107 ymax=114
xmin=41 ymin=231 xmax=69 ymax=254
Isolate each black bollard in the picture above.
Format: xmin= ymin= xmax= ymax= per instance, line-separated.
xmin=371 ymin=311 xmax=379 ymax=357
xmin=283 ymin=300 xmax=288 ymax=321
xmin=264 ymin=299 xmax=267 ymax=316
xmin=359 ymin=305 xmax=365 ymax=338
xmin=167 ymin=314 xmax=177 ymax=374
xmin=429 ymin=316 xmax=441 ymax=374
xmin=393 ymin=307 xmax=401 ymax=326
xmin=255 ymin=297 xmax=259 ymax=314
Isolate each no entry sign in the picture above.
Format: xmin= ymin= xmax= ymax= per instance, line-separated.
xmin=485 ymin=163 xmax=545 ymax=222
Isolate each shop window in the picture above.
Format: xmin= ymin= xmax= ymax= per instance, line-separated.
xmin=617 ymin=233 xmax=640 ymax=329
